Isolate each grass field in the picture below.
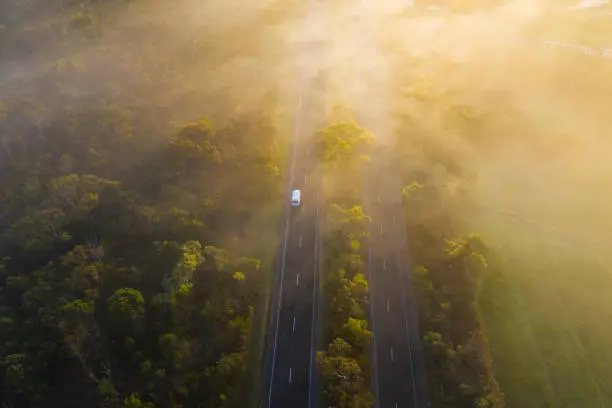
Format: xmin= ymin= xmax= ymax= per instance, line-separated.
xmin=471 ymin=211 xmax=612 ymax=407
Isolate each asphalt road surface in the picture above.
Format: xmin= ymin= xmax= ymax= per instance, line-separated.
xmin=362 ymin=152 xmax=429 ymax=408
xmin=342 ymin=2 xmax=427 ymax=404
xmin=345 ymin=0 xmax=428 ymax=404
xmin=260 ymin=30 xmax=328 ymax=408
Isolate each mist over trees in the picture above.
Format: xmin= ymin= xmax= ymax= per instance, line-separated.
xmin=316 ymin=121 xmax=375 ymax=408
xmin=0 ymin=0 xmax=291 ymax=406
xmin=0 ymin=105 xmax=283 ymax=406
xmin=382 ymin=1 xmax=612 ymax=403
xmin=2 ymin=0 xmax=611 ymax=407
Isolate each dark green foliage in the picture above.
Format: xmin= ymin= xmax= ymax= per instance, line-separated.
xmin=318 ymin=230 xmax=375 ymax=408
xmin=0 ymin=75 xmax=280 ymax=408
xmin=0 ymin=0 xmax=287 ymax=405
xmin=402 ymin=179 xmax=505 ymax=407
xmin=314 ymin=121 xmax=374 ymax=168
xmin=0 ymin=110 xmax=276 ymax=407
xmin=317 ymin=136 xmax=374 ymax=408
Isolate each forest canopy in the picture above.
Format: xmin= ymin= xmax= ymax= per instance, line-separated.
xmin=0 ymin=0 xmax=290 ymax=406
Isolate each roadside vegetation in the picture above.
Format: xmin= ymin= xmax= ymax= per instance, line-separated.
xmin=388 ymin=55 xmax=507 ymax=407
xmin=0 ymin=0 xmax=292 ymax=407
xmin=390 ymin=124 xmax=503 ymax=407
xmin=315 ymin=120 xmax=375 ymax=408
xmin=389 ymin=14 xmax=612 ymax=402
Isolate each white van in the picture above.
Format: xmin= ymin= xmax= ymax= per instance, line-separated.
xmin=291 ymin=189 xmax=302 ymax=207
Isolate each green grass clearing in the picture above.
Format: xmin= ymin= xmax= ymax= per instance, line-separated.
xmin=472 ymin=211 xmax=612 ymax=408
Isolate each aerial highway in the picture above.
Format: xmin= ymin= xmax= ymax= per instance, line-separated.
xmin=363 ymin=155 xmax=429 ymax=408
xmin=260 ymin=3 xmax=328 ymax=408
xmin=349 ymin=1 xmax=429 ymax=406
xmin=263 ymin=0 xmax=431 ymax=406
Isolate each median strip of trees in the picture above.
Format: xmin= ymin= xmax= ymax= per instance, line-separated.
xmin=313 ymin=120 xmax=376 ymax=408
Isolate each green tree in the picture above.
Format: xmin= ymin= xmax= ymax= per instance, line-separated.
xmin=328 ymin=204 xmax=371 ymax=240
xmin=349 ymin=273 xmax=369 ymax=307
xmin=1 ymin=353 xmax=28 ymax=391
xmin=314 ymin=121 xmax=374 ymax=166
xmin=317 ymin=350 xmax=374 ymax=408
xmin=158 ymin=333 xmax=192 ymax=369
xmin=163 ymin=240 xmax=204 ymax=293
xmin=107 ymin=288 xmax=145 ymax=324
xmin=48 ymin=174 xmax=120 ymax=215
xmin=59 ymin=298 xmax=102 ymax=385
xmin=341 ymin=318 xmax=371 ymax=354
xmin=123 ymin=393 xmax=155 ymax=408
xmin=10 ymin=208 xmax=70 ymax=251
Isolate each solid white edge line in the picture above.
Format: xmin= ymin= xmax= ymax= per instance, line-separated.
xmin=396 ymin=245 xmax=419 ymax=408
xmin=307 ymin=168 xmax=321 ymax=408
xmin=367 ymin=242 xmax=381 ymax=405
